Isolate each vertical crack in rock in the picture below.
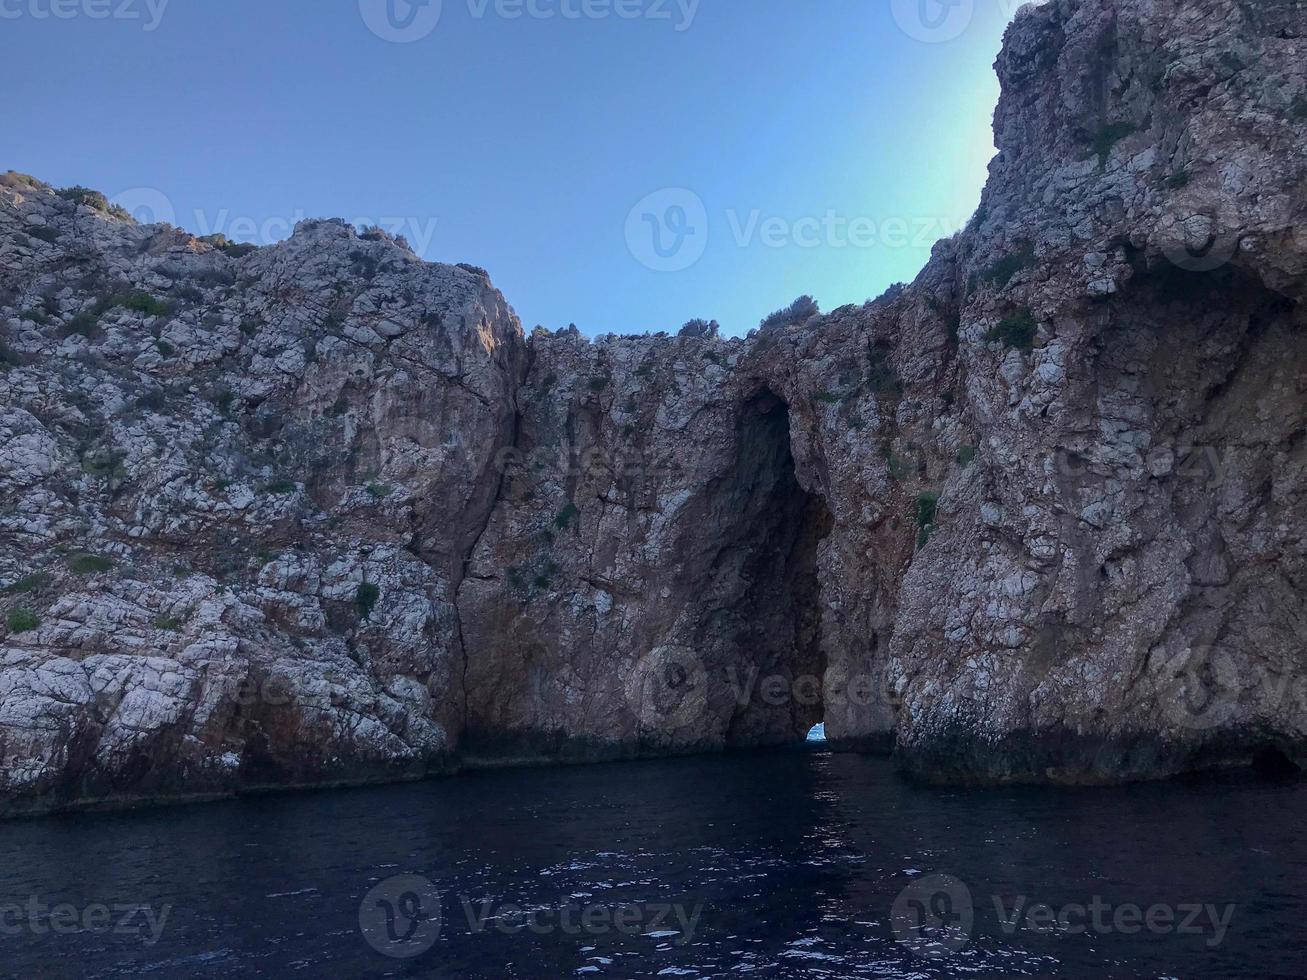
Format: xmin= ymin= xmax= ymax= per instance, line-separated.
xmin=714 ymin=390 xmax=833 ymax=746
xmin=452 ymin=341 xmax=533 ymax=750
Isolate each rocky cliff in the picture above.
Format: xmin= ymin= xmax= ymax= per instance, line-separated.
xmin=2 ymin=0 xmax=1305 ymax=815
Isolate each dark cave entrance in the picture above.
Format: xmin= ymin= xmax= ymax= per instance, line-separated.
xmin=1252 ymin=746 xmax=1301 ymax=778
xmin=715 ymin=389 xmax=833 ymax=747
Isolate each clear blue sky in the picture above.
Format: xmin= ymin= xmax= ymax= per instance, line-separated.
xmin=2 ymin=0 xmax=1015 ymax=336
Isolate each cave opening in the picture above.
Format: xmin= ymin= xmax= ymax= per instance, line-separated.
xmin=1251 ymin=746 xmax=1301 ymax=778
xmin=717 ymin=389 xmax=834 ymax=748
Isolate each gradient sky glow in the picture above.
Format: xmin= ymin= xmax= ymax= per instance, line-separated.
xmin=2 ymin=0 xmax=1017 ymax=336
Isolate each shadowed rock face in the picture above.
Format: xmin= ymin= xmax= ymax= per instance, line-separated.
xmin=2 ymin=0 xmax=1305 ymax=814
xmin=459 ymin=370 xmax=835 ymax=763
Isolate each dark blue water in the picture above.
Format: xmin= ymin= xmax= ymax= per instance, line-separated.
xmin=2 ymin=751 xmax=1304 ymax=978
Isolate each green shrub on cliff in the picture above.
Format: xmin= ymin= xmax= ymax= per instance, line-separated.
xmin=199 ymin=233 xmax=259 ymax=258
xmin=554 ymin=502 xmax=580 ymax=530
xmin=263 ymin=479 xmax=298 ymax=495
xmin=56 ymin=185 xmax=131 ymax=221
xmin=61 ymin=312 xmax=99 ymax=338
xmin=985 ymin=309 xmax=1038 ymax=351
xmin=116 ymin=291 xmax=170 ymax=317
xmin=69 ymin=554 xmax=113 ymax=575
xmin=1 ymin=171 xmax=43 ymax=189
xmin=914 ymin=491 xmax=940 ymax=550
xmin=759 ymin=295 xmax=819 ymax=332
xmin=83 ymin=450 xmax=126 ymax=480
xmin=1088 ymin=122 xmax=1136 ymax=164
xmin=356 ymin=582 xmax=381 ymax=620
xmin=0 ymin=339 xmax=21 ymax=371
xmin=5 ymin=574 xmax=49 ymax=594
xmin=981 ymin=242 xmax=1035 ymax=289
xmin=6 ymin=608 xmax=39 ymax=634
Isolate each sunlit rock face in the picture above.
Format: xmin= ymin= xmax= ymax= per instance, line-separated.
xmin=1 ymin=0 xmax=1305 ymax=814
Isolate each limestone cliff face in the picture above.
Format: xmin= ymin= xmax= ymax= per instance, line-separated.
xmin=891 ymin=0 xmax=1307 ymax=780
xmin=2 ymin=0 xmax=1305 ymax=814
xmin=0 ymin=196 xmax=526 ymax=813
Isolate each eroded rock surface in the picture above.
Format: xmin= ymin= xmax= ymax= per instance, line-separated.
xmin=2 ymin=0 xmax=1305 ymax=814
xmin=0 ymin=185 xmax=525 ymax=813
